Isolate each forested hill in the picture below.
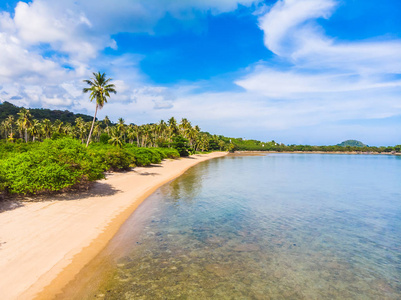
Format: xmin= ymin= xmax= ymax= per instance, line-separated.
xmin=0 ymin=101 xmax=93 ymax=123
xmin=337 ymin=140 xmax=367 ymax=147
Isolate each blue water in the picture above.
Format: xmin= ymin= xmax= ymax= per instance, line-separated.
xmin=81 ymin=154 xmax=401 ymax=299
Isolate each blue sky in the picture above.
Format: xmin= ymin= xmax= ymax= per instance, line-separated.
xmin=0 ymin=0 xmax=400 ymax=146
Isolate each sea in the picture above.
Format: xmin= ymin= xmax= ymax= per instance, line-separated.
xmin=59 ymin=153 xmax=401 ymax=299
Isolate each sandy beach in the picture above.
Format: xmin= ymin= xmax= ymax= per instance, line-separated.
xmin=0 ymin=152 xmax=226 ymax=300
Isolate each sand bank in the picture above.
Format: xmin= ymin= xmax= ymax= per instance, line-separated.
xmin=0 ymin=152 xmax=226 ymax=300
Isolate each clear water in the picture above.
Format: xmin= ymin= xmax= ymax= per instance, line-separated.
xmin=72 ymin=154 xmax=401 ymax=299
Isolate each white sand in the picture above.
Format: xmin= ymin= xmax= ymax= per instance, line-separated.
xmin=0 ymin=152 xmax=226 ymax=300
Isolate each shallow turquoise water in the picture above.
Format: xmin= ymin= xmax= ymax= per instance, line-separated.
xmin=92 ymin=154 xmax=401 ymax=299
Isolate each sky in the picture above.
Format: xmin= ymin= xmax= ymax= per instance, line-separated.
xmin=0 ymin=0 xmax=400 ymax=146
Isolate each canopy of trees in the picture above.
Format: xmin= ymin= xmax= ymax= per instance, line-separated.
xmin=337 ymin=140 xmax=367 ymax=147
xmin=0 ymin=104 xmax=399 ymax=198
xmin=0 ymin=101 xmax=93 ymax=124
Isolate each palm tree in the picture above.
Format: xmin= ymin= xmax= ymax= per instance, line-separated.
xmin=103 ymin=116 xmax=110 ymax=134
xmin=109 ymin=127 xmax=123 ymax=147
xmin=41 ymin=119 xmax=53 ymax=139
xmin=117 ymin=118 xmax=126 ymax=142
xmin=17 ymin=108 xmax=33 ymax=142
xmin=28 ymin=119 xmax=41 ymax=142
xmin=83 ymin=72 xmax=116 ymax=147
xmin=2 ymin=116 xmax=14 ymax=140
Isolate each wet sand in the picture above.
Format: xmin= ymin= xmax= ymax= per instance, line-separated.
xmin=0 ymin=152 xmax=226 ymax=300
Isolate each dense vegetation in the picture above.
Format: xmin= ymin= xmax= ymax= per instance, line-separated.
xmin=0 ymin=137 xmax=180 ymax=197
xmin=0 ymin=104 xmax=224 ymax=197
xmin=0 ymin=101 xmax=93 ymax=124
xmin=0 ymin=103 xmax=399 ymax=198
xmin=226 ymin=137 xmax=400 ymax=153
xmin=337 ymin=140 xmax=367 ymax=147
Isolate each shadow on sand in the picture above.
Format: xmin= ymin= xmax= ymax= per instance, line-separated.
xmin=0 ymin=200 xmax=24 ymax=213
xmin=0 ymin=181 xmax=122 ymax=212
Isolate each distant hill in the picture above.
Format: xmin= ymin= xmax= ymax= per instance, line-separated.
xmin=337 ymin=140 xmax=367 ymax=147
xmin=0 ymin=101 xmax=93 ymax=123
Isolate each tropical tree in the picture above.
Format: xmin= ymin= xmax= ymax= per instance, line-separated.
xmin=109 ymin=127 xmax=123 ymax=147
xmin=41 ymin=119 xmax=53 ymax=139
xmin=28 ymin=119 xmax=41 ymax=142
xmin=103 ymin=115 xmax=110 ymax=134
xmin=17 ymin=108 xmax=33 ymax=142
xmin=83 ymin=72 xmax=116 ymax=147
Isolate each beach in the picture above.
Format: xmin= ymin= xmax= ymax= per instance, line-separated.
xmin=0 ymin=152 xmax=226 ymax=300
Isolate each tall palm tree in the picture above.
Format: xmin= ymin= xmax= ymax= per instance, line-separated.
xmin=41 ymin=119 xmax=53 ymax=139
xmin=117 ymin=118 xmax=126 ymax=142
xmin=83 ymin=72 xmax=116 ymax=147
xmin=28 ymin=119 xmax=41 ymax=142
xmin=17 ymin=108 xmax=33 ymax=142
xmin=103 ymin=115 xmax=110 ymax=134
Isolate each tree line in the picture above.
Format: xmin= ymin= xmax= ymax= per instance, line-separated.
xmin=0 ymin=108 xmax=232 ymax=152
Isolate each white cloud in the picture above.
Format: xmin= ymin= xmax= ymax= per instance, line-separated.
xmin=0 ymin=0 xmax=400 ymax=145
xmin=0 ymin=0 xmax=259 ymax=113
xmin=227 ymin=0 xmax=401 ymax=143
xmin=258 ymin=0 xmax=336 ymax=56
xmin=258 ymin=0 xmax=401 ymax=74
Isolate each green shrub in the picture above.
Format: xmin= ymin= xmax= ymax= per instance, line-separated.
xmin=51 ymin=132 xmax=66 ymax=140
xmin=125 ymin=148 xmax=160 ymax=166
xmin=99 ymin=133 xmax=110 ymax=144
xmin=157 ymin=148 xmax=180 ymax=159
xmin=0 ymin=138 xmax=104 ymax=195
xmin=90 ymin=146 xmax=133 ymax=171
xmin=172 ymin=135 xmax=190 ymax=157
xmin=0 ymin=141 xmax=37 ymax=159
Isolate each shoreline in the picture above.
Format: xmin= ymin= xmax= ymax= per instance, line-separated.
xmin=0 ymin=152 xmax=227 ymax=300
xmin=231 ymin=150 xmax=401 ymax=156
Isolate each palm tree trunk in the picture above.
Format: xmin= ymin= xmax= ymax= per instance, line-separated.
xmin=86 ymin=104 xmax=98 ymax=147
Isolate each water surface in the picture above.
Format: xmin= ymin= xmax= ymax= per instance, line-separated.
xmin=68 ymin=154 xmax=401 ymax=299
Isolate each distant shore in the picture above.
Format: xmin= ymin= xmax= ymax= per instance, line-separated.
xmin=0 ymin=152 xmax=227 ymax=300
xmin=230 ymin=151 xmax=401 ymax=156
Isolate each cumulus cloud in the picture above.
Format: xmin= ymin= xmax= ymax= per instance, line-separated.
xmin=0 ymin=0 xmax=259 ymax=112
xmin=258 ymin=0 xmax=336 ymax=56
xmin=229 ymin=0 xmax=401 ymax=142
xmin=257 ymin=0 xmax=401 ymax=74
xmin=0 ymin=0 xmax=400 ymax=145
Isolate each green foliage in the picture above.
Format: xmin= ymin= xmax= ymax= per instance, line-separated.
xmin=0 ymin=141 xmax=37 ymax=159
xmin=0 ymin=138 xmax=104 ymax=195
xmin=90 ymin=145 xmax=133 ymax=171
xmin=172 ymin=135 xmax=190 ymax=157
xmin=130 ymin=148 xmax=162 ymax=166
xmin=156 ymin=148 xmax=180 ymax=159
xmin=51 ymin=132 xmax=66 ymax=140
xmin=0 ymin=101 xmax=93 ymax=123
xmin=337 ymin=140 xmax=367 ymax=147
xmin=99 ymin=133 xmax=110 ymax=144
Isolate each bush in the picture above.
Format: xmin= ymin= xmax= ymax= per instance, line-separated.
xmin=51 ymin=132 xmax=66 ymax=140
xmin=131 ymin=148 xmax=162 ymax=166
xmin=90 ymin=146 xmax=133 ymax=171
xmin=0 ymin=138 xmax=104 ymax=195
xmin=99 ymin=133 xmax=110 ymax=144
xmin=172 ymin=135 xmax=190 ymax=157
xmin=157 ymin=148 xmax=180 ymax=159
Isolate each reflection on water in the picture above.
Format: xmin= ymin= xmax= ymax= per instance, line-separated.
xmin=78 ymin=154 xmax=401 ymax=299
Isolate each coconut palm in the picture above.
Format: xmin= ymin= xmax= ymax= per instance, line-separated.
xmin=3 ymin=116 xmax=14 ymax=140
xmin=17 ymin=108 xmax=33 ymax=142
xmin=28 ymin=119 xmax=41 ymax=142
xmin=41 ymin=119 xmax=53 ymax=139
xmin=103 ymin=115 xmax=110 ymax=134
xmin=117 ymin=118 xmax=126 ymax=142
xmin=83 ymin=72 xmax=116 ymax=147
xmin=109 ymin=127 xmax=123 ymax=147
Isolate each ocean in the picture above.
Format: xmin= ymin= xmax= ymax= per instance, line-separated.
xmin=62 ymin=153 xmax=401 ymax=299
